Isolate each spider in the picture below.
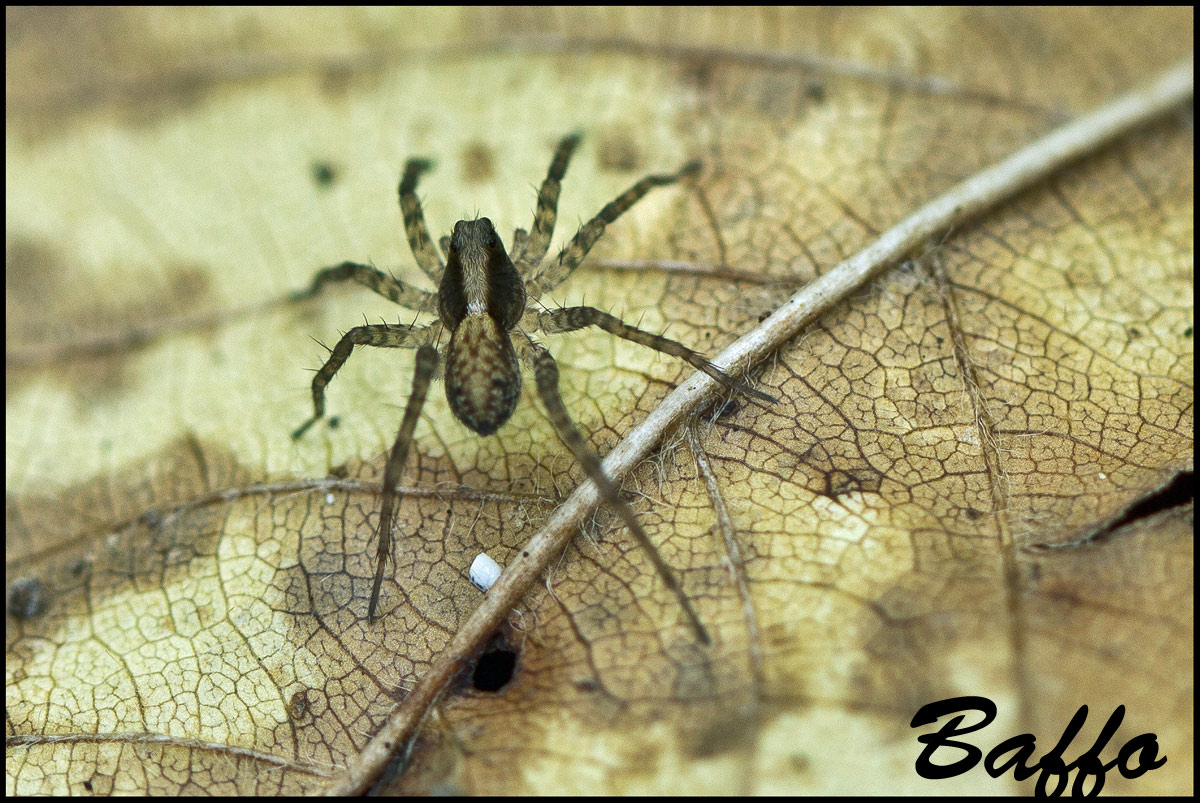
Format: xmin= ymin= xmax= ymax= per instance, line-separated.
xmin=292 ymin=133 xmax=774 ymax=643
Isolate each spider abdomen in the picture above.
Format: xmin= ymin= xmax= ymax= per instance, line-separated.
xmin=444 ymin=314 xmax=522 ymax=435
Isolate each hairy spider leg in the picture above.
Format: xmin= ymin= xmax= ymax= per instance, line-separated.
xmin=369 ymin=344 xmax=439 ymax=622
xmin=292 ymin=323 xmax=437 ymax=440
xmin=514 ymin=330 xmax=710 ymax=644
xmin=537 ymin=306 xmax=777 ymax=404
xmin=290 ymin=260 xmax=438 ymax=312
xmin=513 ymin=132 xmax=583 ymax=271
xmin=525 ymin=159 xmax=702 ymax=300
xmin=398 ymin=158 xmax=445 ymax=283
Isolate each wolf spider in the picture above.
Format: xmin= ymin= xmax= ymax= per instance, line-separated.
xmin=292 ymin=133 xmax=773 ymax=643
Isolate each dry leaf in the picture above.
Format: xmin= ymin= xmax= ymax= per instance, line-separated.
xmin=6 ymin=7 xmax=1193 ymax=795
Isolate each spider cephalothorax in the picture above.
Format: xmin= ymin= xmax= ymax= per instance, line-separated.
xmin=292 ymin=133 xmax=774 ymax=642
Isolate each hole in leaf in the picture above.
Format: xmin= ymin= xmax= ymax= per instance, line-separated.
xmin=472 ymin=648 xmax=517 ymax=692
xmin=7 ymin=576 xmax=48 ymax=619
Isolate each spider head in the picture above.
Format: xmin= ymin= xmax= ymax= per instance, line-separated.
xmin=439 ymin=218 xmax=526 ymax=331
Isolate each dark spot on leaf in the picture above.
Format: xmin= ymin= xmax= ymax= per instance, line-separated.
xmin=288 ymin=688 xmax=310 ymax=721
xmin=966 ymin=507 xmax=984 ymax=520
xmin=460 ymin=140 xmax=495 ymax=184
xmin=823 ymin=467 xmax=883 ymax=498
xmin=328 ymin=415 xmax=341 ymax=430
xmin=8 ymin=576 xmax=48 ymax=619
xmin=806 ymin=82 xmax=827 ymax=104
xmin=310 ymin=160 xmax=338 ymax=188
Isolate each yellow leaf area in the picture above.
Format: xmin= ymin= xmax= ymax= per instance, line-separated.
xmin=6 ymin=7 xmax=1193 ymax=796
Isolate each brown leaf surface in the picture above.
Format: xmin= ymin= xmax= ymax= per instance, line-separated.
xmin=6 ymin=7 xmax=1193 ymax=795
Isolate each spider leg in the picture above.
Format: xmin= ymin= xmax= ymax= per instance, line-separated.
xmin=537 ymin=306 xmax=776 ymax=403
xmin=369 ymin=344 xmax=439 ymax=623
xmin=292 ymin=323 xmax=436 ymax=440
xmin=527 ymin=159 xmax=700 ymax=300
xmin=291 ymin=261 xmax=438 ymax=313
xmin=398 ymin=158 xmax=446 ymax=283
xmin=513 ymin=330 xmax=711 ymax=645
xmin=514 ymin=132 xmax=582 ymax=272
